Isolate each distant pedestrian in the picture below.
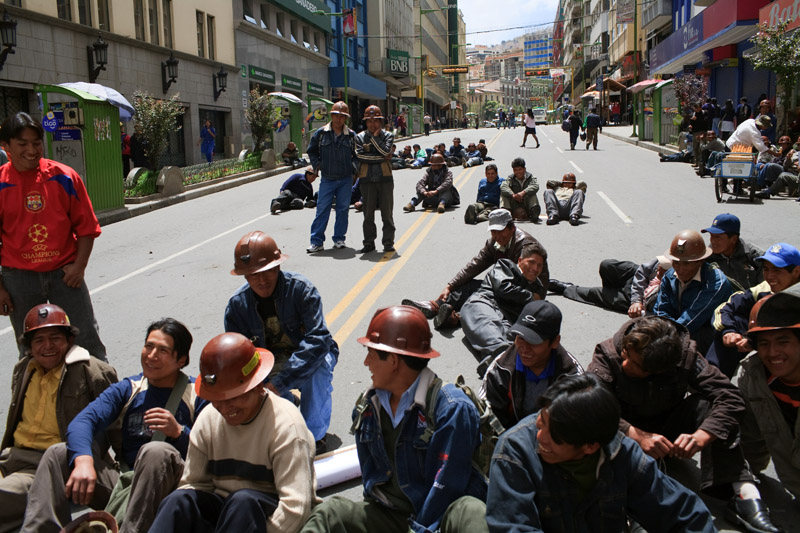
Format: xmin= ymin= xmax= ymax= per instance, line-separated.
xmin=583 ymin=108 xmax=602 ymax=150
xmin=566 ymin=110 xmax=583 ymax=150
xmin=423 ymin=112 xmax=432 ymax=136
xmin=197 ymin=119 xmax=216 ymax=163
xmin=521 ymin=109 xmax=540 ymax=148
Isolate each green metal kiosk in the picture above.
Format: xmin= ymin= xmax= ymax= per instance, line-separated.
xmin=36 ymin=84 xmax=125 ymax=212
xmin=269 ymin=92 xmax=306 ymax=159
xmin=406 ymin=104 xmax=422 ymax=135
xmin=305 ymin=96 xmax=332 ymax=150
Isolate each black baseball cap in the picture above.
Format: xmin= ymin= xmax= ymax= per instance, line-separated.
xmin=509 ymin=301 xmax=562 ymax=344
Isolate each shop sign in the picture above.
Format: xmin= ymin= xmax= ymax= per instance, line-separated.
xmin=272 ymin=0 xmax=332 ymax=32
xmin=387 ymin=49 xmax=410 ymax=77
xmin=307 ymin=82 xmax=324 ymax=95
xmin=248 ymin=65 xmax=275 ymax=84
xmin=282 ymin=74 xmax=303 ymax=91
xmin=760 ymin=0 xmax=800 ymax=32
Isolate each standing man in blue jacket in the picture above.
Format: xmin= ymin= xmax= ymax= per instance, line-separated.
xmin=21 ymin=318 xmax=205 ymax=533
xmin=300 ymin=306 xmax=487 ymax=533
xmin=654 ymin=229 xmax=732 ymax=354
xmin=225 ymin=231 xmax=338 ymax=454
xmin=306 ymin=101 xmax=356 ymax=253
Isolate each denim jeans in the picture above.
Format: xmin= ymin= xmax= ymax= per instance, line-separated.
xmin=310 ymin=178 xmax=352 ymax=246
xmin=277 ymin=352 xmax=336 ymax=441
xmin=3 ymin=267 xmax=106 ymax=360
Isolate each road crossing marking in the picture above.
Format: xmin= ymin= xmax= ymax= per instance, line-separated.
xmin=556 ymin=147 xmax=563 ymax=153
xmin=597 ymin=191 xmax=632 ymax=225
xmin=569 ymin=161 xmax=584 ymax=174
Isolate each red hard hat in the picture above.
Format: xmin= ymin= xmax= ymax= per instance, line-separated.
xmin=231 ymin=231 xmax=288 ymax=276
xmin=357 ymin=306 xmax=440 ymax=358
xmin=195 ymin=333 xmax=274 ymax=401
xmin=20 ymin=303 xmax=79 ymax=345
xmin=664 ymin=230 xmax=712 ymax=262
xmin=363 ymin=105 xmax=384 ymax=121
xmin=330 ymin=101 xmax=350 ymax=117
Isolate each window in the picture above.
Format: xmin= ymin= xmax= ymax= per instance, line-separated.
xmin=207 ymin=15 xmax=215 ymax=60
xmin=134 ymin=0 xmax=145 ymax=40
xmin=243 ymin=0 xmax=256 ymax=24
xmin=290 ymin=20 xmax=298 ymax=44
xmin=98 ymin=0 xmax=110 ymax=31
xmin=3 ymin=0 xmax=22 ymax=6
xmin=196 ymin=11 xmax=205 ymax=57
xmin=57 ymin=0 xmax=72 ymax=21
xmin=148 ymin=0 xmax=160 ymax=45
xmin=275 ymin=12 xmax=284 ymax=38
xmin=260 ymin=5 xmax=269 ymax=30
xmin=77 ymin=0 xmax=92 ymax=26
xmin=162 ymin=0 xmax=173 ymax=48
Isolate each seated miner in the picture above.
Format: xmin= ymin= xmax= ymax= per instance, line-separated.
xmin=481 ymin=300 xmax=583 ymax=429
xmin=461 ymin=243 xmax=548 ymax=368
xmin=653 ymin=229 xmax=732 ymax=354
xmin=0 ymin=304 xmax=117 ymax=532
xmin=149 ymin=333 xmax=319 ymax=533
xmin=403 ymin=153 xmax=460 ymax=214
xmin=20 ymin=318 xmax=205 ymax=533
xmin=402 ymin=209 xmax=549 ymax=329
xmin=485 ymin=374 xmax=716 ymax=532
xmin=281 ymin=142 xmax=308 ymax=169
xmin=702 ymin=213 xmax=764 ymax=293
xmin=707 ymin=242 xmax=800 ymax=378
xmin=543 ymin=172 xmax=586 ymax=226
xmin=270 ymin=166 xmax=318 ymax=214
xmin=500 ymin=158 xmax=541 ymax=222
xmin=300 ymin=305 xmax=488 ymax=533
xmin=549 ymin=255 xmax=671 ymax=316
xmin=738 ymin=291 xmax=800 ymax=501
xmin=464 ymin=164 xmax=503 ymax=225
xmin=588 ymin=316 xmax=781 ymax=533
xmin=224 ymin=231 xmax=338 ymax=454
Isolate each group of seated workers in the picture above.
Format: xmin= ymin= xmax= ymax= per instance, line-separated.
xmin=3 ymin=210 xmax=798 ymax=532
xmin=390 ymin=137 xmax=492 ymax=171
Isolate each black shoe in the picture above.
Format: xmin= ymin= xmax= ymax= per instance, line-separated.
xmin=465 ymin=204 xmax=478 ymax=225
xmin=726 ymin=498 xmax=782 ymax=533
xmin=433 ymin=302 xmax=457 ymax=330
xmin=529 ymin=205 xmax=541 ymax=222
xmin=401 ymin=299 xmax=439 ymax=319
xmin=476 ymin=355 xmax=493 ymax=379
xmin=755 ymin=189 xmax=771 ymax=199
xmin=569 ymin=216 xmax=580 ymax=226
xmin=270 ymin=201 xmax=280 ymax=214
xmin=536 ymin=143 xmax=540 ymax=148
xmin=357 ymin=244 xmax=376 ymax=253
xmin=548 ymin=279 xmax=570 ymax=295
xmin=383 ymin=245 xmax=395 ymax=253
xmin=315 ymin=437 xmax=328 ymax=456
xmin=546 ymin=215 xmax=559 ymax=225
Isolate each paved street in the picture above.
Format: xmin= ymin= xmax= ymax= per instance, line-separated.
xmin=2 ymin=124 xmax=799 ymax=530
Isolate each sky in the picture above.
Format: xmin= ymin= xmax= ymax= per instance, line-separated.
xmin=455 ymin=0 xmax=560 ymax=47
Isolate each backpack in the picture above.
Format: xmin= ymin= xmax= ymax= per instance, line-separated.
xmin=423 ymin=375 xmax=504 ymax=480
xmin=561 ymin=118 xmax=571 ymax=132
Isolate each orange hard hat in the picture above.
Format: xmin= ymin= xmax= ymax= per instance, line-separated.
xmin=357 ymin=306 xmax=440 ymax=358
xmin=196 ymin=333 xmax=274 ymax=401
xmin=231 ymin=231 xmax=288 ymax=276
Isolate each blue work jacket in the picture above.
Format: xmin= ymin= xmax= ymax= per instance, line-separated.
xmin=223 ymin=270 xmax=339 ymax=393
xmin=654 ymin=263 xmax=732 ymax=333
xmin=307 ymin=122 xmax=356 ymax=180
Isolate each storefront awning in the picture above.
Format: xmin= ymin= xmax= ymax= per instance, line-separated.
xmin=627 ymin=79 xmax=660 ymax=93
xmin=581 ymin=90 xmax=600 ymax=99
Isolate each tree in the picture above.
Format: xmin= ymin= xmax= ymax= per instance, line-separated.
xmin=244 ymin=89 xmax=282 ymax=151
xmin=482 ymin=100 xmax=502 ymax=121
xmin=748 ymin=20 xmax=800 ymax=134
xmin=672 ymin=74 xmax=708 ymax=110
xmin=132 ymin=91 xmax=185 ymax=171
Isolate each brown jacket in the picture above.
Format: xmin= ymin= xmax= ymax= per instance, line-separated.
xmin=588 ymin=318 xmax=745 ymax=441
xmin=2 ymin=345 xmax=119 ymax=452
xmin=448 ymin=227 xmax=549 ymax=291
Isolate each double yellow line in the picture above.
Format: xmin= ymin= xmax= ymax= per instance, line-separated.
xmin=326 ymin=133 xmax=501 ymax=346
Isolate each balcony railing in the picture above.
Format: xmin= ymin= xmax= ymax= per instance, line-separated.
xmin=642 ymin=0 xmax=672 ymax=31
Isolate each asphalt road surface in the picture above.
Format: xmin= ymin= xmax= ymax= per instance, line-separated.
xmin=2 ymin=124 xmax=799 ymax=531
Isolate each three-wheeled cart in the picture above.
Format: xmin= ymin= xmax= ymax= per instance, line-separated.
xmin=714 ymin=152 xmax=757 ymax=203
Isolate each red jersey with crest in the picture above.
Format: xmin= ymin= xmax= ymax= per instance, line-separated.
xmin=0 ymin=158 xmax=101 ymax=271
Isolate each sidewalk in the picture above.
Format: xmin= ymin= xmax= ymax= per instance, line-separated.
xmin=601 ymin=124 xmax=680 ymax=156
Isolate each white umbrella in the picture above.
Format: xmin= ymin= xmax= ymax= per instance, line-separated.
xmin=57 ymin=82 xmax=135 ymax=121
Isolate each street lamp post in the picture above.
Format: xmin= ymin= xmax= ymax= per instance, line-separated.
xmin=314 ymin=9 xmax=349 ymax=103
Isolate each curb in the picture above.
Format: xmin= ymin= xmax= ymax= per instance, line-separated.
xmin=601 ymin=129 xmax=680 ymax=156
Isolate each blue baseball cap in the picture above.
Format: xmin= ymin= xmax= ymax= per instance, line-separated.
xmin=756 ymin=243 xmax=800 ymax=268
xmin=701 ymin=213 xmax=740 ymax=235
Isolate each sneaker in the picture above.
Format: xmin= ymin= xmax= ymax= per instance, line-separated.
xmin=464 ymin=204 xmax=478 ymax=225
xmin=333 ymin=241 xmax=346 ymax=249
xmin=726 ymin=497 xmax=781 ymax=533
xmin=462 ymin=160 xmax=468 ymax=168
xmin=306 ymin=244 xmax=323 ymax=253
xmin=437 ymin=202 xmax=446 ymax=213
xmin=403 ymin=202 xmax=415 ymax=212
